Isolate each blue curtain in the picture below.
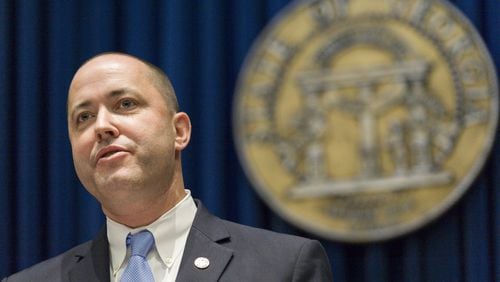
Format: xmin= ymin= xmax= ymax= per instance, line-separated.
xmin=0 ymin=0 xmax=498 ymax=281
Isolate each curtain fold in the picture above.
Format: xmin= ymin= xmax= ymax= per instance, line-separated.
xmin=0 ymin=1 xmax=498 ymax=281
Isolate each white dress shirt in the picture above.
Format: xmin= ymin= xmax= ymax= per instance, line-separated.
xmin=107 ymin=190 xmax=197 ymax=282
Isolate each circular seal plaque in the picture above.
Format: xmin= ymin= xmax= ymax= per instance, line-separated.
xmin=233 ymin=0 xmax=498 ymax=242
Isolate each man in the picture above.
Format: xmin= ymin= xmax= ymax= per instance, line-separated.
xmin=3 ymin=53 xmax=332 ymax=281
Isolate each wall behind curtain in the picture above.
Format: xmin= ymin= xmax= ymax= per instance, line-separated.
xmin=0 ymin=0 xmax=498 ymax=281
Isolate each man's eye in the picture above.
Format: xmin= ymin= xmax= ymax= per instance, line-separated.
xmin=77 ymin=112 xmax=94 ymax=123
xmin=119 ymin=99 xmax=137 ymax=110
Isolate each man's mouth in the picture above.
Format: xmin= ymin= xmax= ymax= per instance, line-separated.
xmin=102 ymin=151 xmax=119 ymax=158
xmin=95 ymin=145 xmax=129 ymax=165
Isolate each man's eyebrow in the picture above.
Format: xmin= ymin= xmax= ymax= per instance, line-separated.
xmin=108 ymin=88 xmax=134 ymax=98
xmin=70 ymin=88 xmax=138 ymax=114
xmin=70 ymin=100 xmax=91 ymax=115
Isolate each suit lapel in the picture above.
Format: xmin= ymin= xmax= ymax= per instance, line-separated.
xmin=68 ymin=226 xmax=110 ymax=282
xmin=176 ymin=201 xmax=233 ymax=282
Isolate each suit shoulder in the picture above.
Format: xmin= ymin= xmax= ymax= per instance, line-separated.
xmin=218 ymin=218 xmax=327 ymax=261
xmin=220 ymin=218 xmax=312 ymax=246
xmin=3 ymin=240 xmax=93 ymax=282
xmin=216 ymin=219 xmax=333 ymax=281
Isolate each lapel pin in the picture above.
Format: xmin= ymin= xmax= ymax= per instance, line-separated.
xmin=194 ymin=257 xmax=210 ymax=269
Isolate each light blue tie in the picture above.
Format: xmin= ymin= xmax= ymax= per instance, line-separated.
xmin=120 ymin=230 xmax=155 ymax=282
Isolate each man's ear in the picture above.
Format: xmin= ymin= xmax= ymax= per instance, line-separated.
xmin=173 ymin=112 xmax=191 ymax=151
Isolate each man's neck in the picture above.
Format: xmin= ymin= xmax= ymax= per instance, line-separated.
xmin=103 ymin=187 xmax=187 ymax=228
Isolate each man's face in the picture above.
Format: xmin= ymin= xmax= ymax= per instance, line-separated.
xmin=67 ymin=54 xmax=184 ymax=210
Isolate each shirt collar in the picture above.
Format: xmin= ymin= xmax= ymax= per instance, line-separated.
xmin=107 ymin=190 xmax=197 ymax=275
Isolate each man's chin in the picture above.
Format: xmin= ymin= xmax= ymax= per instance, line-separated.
xmin=94 ymin=169 xmax=142 ymax=189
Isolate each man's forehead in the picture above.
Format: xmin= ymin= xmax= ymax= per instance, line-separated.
xmin=69 ymin=55 xmax=148 ymax=94
xmin=74 ymin=55 xmax=146 ymax=80
xmin=82 ymin=53 xmax=144 ymax=68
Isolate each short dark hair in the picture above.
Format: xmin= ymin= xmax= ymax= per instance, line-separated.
xmin=80 ymin=52 xmax=180 ymax=113
xmin=140 ymin=58 xmax=180 ymax=113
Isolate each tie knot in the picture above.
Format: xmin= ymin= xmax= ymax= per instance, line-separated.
xmin=127 ymin=230 xmax=155 ymax=258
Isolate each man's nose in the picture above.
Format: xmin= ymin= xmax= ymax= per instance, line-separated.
xmin=94 ymin=109 xmax=119 ymax=142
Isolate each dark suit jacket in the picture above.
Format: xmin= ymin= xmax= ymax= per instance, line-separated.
xmin=3 ymin=201 xmax=333 ymax=281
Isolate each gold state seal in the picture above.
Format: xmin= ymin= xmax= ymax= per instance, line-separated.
xmin=233 ymin=0 xmax=498 ymax=242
